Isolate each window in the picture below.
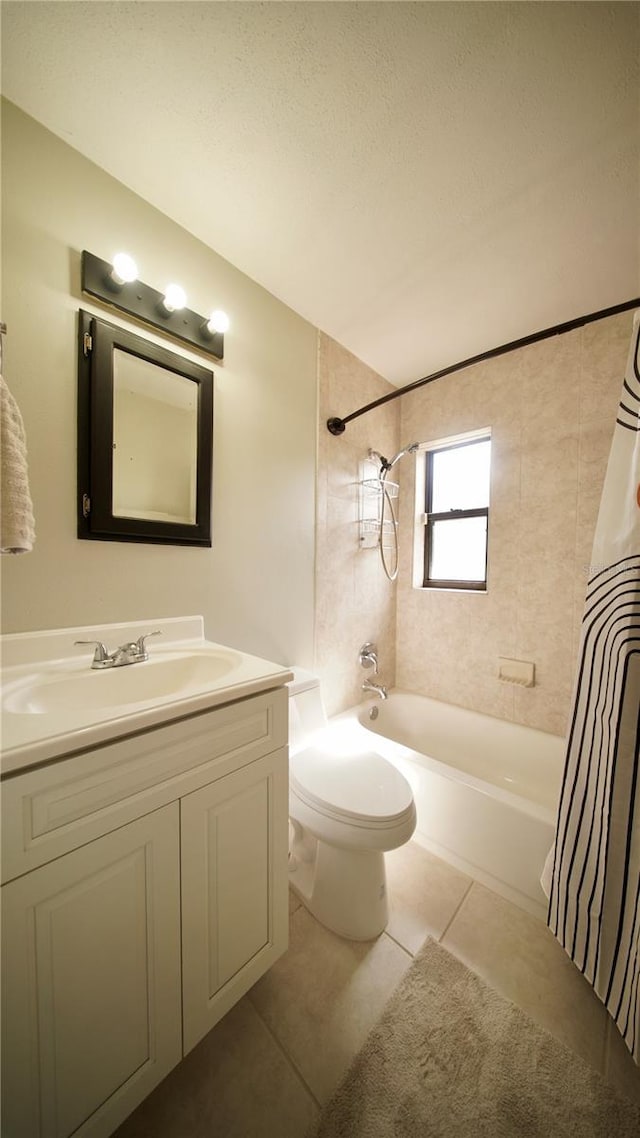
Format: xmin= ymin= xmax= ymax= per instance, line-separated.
xmin=422 ymin=434 xmax=491 ymax=590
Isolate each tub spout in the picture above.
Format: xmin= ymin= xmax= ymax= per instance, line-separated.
xmin=362 ymin=678 xmax=388 ymax=700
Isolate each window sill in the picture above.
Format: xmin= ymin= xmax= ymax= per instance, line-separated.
xmin=413 ymin=585 xmax=488 ymax=595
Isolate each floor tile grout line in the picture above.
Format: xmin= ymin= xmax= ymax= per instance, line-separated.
xmin=438 ymin=880 xmax=475 ymax=943
xmin=380 ymin=928 xmax=417 ymax=959
xmin=247 ymin=989 xmax=323 ymax=1113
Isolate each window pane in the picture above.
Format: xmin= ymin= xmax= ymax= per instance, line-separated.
xmin=431 ymin=439 xmax=491 ymax=512
xmin=430 ymin=516 xmax=487 ymax=582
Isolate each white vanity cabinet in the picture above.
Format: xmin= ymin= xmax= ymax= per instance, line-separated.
xmin=180 ymin=749 xmax=287 ymax=1054
xmin=2 ymin=805 xmax=183 ymax=1138
xmin=1 ymin=685 xmax=289 ymax=1138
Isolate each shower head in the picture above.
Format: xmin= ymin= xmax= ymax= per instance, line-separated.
xmin=369 ymin=442 xmax=419 ymax=474
xmin=387 ymin=442 xmax=420 ymax=470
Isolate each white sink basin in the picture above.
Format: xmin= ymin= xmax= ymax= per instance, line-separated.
xmin=0 ymin=618 xmax=293 ymax=775
xmin=4 ymin=650 xmax=243 ymax=714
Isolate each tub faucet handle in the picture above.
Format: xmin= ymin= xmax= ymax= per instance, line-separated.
xmin=359 ymin=642 xmax=379 ymax=674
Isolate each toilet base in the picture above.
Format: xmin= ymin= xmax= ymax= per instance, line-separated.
xmin=288 ymin=827 xmax=389 ymax=940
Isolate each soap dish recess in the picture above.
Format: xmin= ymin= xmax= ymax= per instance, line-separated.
xmin=497 ymin=657 xmax=535 ymax=687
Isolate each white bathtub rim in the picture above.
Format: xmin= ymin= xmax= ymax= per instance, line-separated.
xmin=327 ymin=696 xmax=559 ymax=826
xmin=358 ymin=689 xmax=563 ymax=816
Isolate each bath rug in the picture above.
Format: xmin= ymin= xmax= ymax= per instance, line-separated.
xmin=311 ymin=938 xmax=640 ymax=1137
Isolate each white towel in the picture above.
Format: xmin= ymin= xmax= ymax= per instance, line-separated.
xmin=1 ymin=374 xmax=36 ymax=554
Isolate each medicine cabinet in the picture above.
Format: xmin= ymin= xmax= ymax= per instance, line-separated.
xmin=77 ymin=311 xmax=214 ymax=546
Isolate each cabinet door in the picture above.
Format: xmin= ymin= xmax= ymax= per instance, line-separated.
xmin=1 ymin=804 xmax=182 ymax=1138
xmin=181 ymin=749 xmax=289 ymax=1054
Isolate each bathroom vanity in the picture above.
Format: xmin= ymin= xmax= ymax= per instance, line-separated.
xmin=0 ymin=617 xmax=292 ymax=1138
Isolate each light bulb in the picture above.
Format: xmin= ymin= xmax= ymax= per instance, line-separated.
xmin=111 ymin=252 xmax=138 ymax=285
xmin=163 ymin=283 xmax=187 ymax=313
xmin=206 ymin=309 xmax=230 ymax=335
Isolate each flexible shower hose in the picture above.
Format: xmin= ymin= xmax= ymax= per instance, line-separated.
xmin=379 ymin=472 xmax=399 ymax=581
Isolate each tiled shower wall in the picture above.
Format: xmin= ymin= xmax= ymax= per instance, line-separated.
xmin=315 ymin=334 xmax=400 ymax=716
xmin=395 ymin=311 xmax=635 ymax=736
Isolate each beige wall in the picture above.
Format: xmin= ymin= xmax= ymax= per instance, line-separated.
xmin=395 ymin=311 xmax=634 ymax=736
xmin=315 ymin=333 xmax=399 ymax=715
xmin=1 ymin=101 xmax=318 ymax=668
xmin=3 ymin=98 xmax=632 ymax=729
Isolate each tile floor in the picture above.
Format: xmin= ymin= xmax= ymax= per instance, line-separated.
xmin=115 ymin=841 xmax=640 ymax=1137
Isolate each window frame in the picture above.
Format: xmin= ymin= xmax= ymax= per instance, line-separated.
xmin=422 ymin=435 xmax=490 ymax=591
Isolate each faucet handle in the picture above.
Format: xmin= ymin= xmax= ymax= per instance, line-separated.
xmin=359 ymin=642 xmax=379 ymax=674
xmin=134 ymin=630 xmax=162 ymax=654
xmin=74 ymin=639 xmax=110 ymax=664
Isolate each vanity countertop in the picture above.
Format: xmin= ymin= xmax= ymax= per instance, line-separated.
xmin=0 ymin=616 xmax=293 ymax=776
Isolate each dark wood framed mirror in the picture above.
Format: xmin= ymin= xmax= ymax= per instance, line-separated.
xmin=78 ymin=310 xmax=213 ymax=546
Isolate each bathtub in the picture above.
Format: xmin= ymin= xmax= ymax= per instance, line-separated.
xmin=324 ymin=691 xmax=565 ymax=920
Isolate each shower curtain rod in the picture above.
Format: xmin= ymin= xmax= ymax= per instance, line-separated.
xmin=326 ymin=296 xmax=640 ymax=436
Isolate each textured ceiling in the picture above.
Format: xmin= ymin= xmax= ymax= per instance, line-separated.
xmin=1 ymin=1 xmax=639 ymax=385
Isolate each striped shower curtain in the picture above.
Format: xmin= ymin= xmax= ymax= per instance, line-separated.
xmin=548 ymin=311 xmax=640 ymax=1062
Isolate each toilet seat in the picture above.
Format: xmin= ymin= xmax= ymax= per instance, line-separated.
xmin=290 ymin=746 xmax=414 ymax=829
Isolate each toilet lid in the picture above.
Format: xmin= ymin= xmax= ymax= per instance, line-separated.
xmin=290 ymin=746 xmax=414 ymax=825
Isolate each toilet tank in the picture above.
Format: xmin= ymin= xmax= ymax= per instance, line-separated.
xmin=287 ymin=669 xmax=328 ymax=754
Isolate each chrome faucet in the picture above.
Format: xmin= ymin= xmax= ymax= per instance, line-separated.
xmin=75 ymin=630 xmax=162 ymax=669
xmin=362 ymin=676 xmax=388 ymax=700
xmin=359 ymin=641 xmax=388 ymax=698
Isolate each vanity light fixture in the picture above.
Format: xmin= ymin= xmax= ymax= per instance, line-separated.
xmin=81 ymin=250 xmax=226 ymax=361
xmin=205 ymin=309 xmax=230 ymax=336
xmin=111 ymin=252 xmax=138 ymax=286
xmin=162 ymin=283 xmax=187 ymax=313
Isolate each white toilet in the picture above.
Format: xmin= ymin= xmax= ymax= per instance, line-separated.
xmin=287 ymin=670 xmax=416 ymax=940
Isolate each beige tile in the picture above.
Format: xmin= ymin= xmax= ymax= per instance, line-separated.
xmin=578 ymin=417 xmax=614 ymax=494
xmin=385 ymin=841 xmax=472 ymax=954
xmin=487 ymin=513 xmax=520 ymax=596
xmin=515 ymin=611 xmax=576 ymax=695
xmin=519 ymin=434 xmax=579 ymax=505
xmin=324 ymin=493 xmax=360 ymax=568
xmin=248 ymin=904 xmax=412 ymax=1104
xmin=113 ymin=996 xmax=318 ymax=1138
xmin=396 ymin=589 xmax=523 ymax=722
xmin=605 ymin=1015 xmax=640 ymax=1106
xmin=442 ymin=882 xmax=608 ymax=1074
xmin=519 ymin=345 xmax=580 ymax=449
xmin=325 ymin=445 xmax=360 ymax=503
xmin=579 ymin=313 xmax=634 ymax=426
xmin=316 ymin=330 xmax=400 ymax=719
xmin=315 ymin=577 xmax=355 ymax=648
xmin=511 ymin=684 xmax=572 ymax=738
xmin=289 ymin=887 xmax=302 ymax=916
xmin=319 ymin=668 xmax=363 ymax=718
